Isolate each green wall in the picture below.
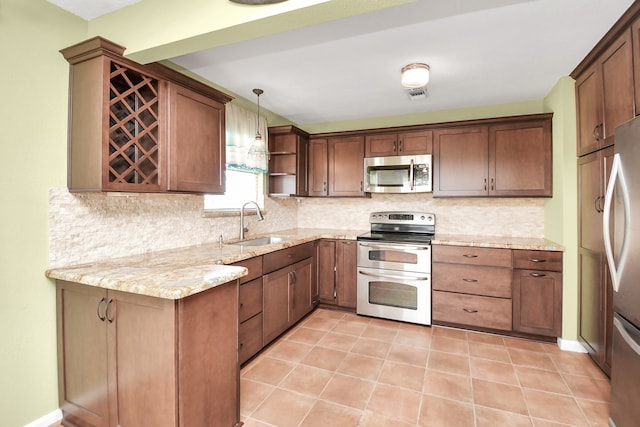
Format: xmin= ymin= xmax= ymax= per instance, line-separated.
xmin=543 ymin=76 xmax=579 ymax=341
xmin=0 ymin=1 xmax=86 ymax=425
xmin=0 ymin=0 xmax=578 ymax=424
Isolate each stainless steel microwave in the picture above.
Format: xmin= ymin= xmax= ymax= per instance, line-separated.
xmin=364 ymin=154 xmax=432 ymax=193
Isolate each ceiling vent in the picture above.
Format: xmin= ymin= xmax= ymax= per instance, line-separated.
xmin=405 ymin=86 xmax=429 ymax=101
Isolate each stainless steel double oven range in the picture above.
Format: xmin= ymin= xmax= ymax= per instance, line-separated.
xmin=356 ymin=211 xmax=435 ymax=326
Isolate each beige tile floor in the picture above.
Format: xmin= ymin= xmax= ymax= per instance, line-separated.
xmin=240 ymin=308 xmax=610 ymax=427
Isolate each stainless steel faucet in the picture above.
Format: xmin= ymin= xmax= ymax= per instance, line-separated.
xmin=240 ymin=201 xmax=264 ymax=240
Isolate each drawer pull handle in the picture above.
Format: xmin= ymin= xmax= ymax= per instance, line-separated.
xmin=529 ymin=272 xmax=546 ymax=278
xmin=462 ymin=278 xmax=478 ymax=283
xmin=97 ymin=297 xmax=107 ymax=321
xmin=463 ymin=254 xmax=478 ymax=258
xmin=529 ymin=258 xmax=546 ymax=263
xmin=240 ymin=303 xmax=244 ymax=308
xmin=463 ymin=308 xmax=478 ymax=313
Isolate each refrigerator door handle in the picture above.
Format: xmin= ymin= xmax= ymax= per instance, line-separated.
xmin=613 ymin=316 xmax=640 ymax=357
xmin=603 ymin=153 xmax=631 ymax=293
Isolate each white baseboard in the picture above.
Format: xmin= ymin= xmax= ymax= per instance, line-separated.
xmin=557 ymin=338 xmax=588 ymax=353
xmin=24 ymin=409 xmax=62 ymax=427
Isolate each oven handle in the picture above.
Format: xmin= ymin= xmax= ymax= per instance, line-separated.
xmin=410 ymin=159 xmax=415 ymax=191
xmin=358 ymin=242 xmax=431 ymax=251
xmin=358 ymin=270 xmax=430 ymax=281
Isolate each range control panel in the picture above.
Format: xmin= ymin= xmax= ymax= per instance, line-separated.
xmin=369 ymin=211 xmax=435 ymax=226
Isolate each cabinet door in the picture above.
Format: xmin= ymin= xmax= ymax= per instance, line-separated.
xmin=317 ymin=239 xmax=336 ymax=304
xmin=576 ymin=63 xmax=604 ymax=157
xmin=336 ymin=240 xmax=357 ymax=309
xmin=309 ymin=138 xmax=328 ymax=196
xmin=365 ymin=133 xmax=397 ymax=157
xmin=513 ymin=269 xmax=562 ymax=337
xmin=290 ymin=258 xmax=314 ymax=323
xmin=433 ymin=126 xmax=489 ymax=197
xmin=328 ymin=136 xmax=365 ymax=196
xmin=263 ymin=267 xmax=291 ymax=344
xmin=398 ymin=130 xmax=433 ymax=155
xmin=578 ymin=151 xmax=604 ymax=252
xmin=109 ymin=290 xmax=176 ymax=427
xmin=601 ymin=29 xmax=634 ymax=145
xmin=57 ymin=282 xmax=109 ymax=427
xmin=168 ymin=83 xmax=225 ymax=193
xmin=489 ymin=119 xmax=552 ymax=197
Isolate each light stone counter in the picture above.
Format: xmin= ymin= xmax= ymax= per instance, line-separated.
xmin=432 ymin=234 xmax=564 ymax=251
xmin=45 ymin=228 xmax=562 ymax=299
xmin=45 ymin=228 xmax=366 ymax=300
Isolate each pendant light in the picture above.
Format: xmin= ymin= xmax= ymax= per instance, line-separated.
xmin=248 ymin=88 xmax=267 ymax=158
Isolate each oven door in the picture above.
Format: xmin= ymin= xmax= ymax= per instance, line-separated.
xmin=356 ymin=266 xmax=431 ymax=325
xmin=357 ymin=241 xmax=431 ymax=273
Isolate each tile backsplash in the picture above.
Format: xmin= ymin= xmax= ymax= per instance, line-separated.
xmin=48 ymin=188 xmax=543 ymax=267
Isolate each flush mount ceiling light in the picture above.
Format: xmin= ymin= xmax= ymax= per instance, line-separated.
xmin=229 ymin=0 xmax=288 ymax=4
xmin=401 ymin=63 xmax=430 ymax=88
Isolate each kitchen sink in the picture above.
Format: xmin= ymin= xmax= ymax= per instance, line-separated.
xmin=232 ymin=236 xmax=291 ymax=246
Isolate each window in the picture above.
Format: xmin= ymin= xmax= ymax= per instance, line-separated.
xmin=204 ymin=170 xmax=265 ymax=211
xmin=204 ymin=102 xmax=268 ymax=211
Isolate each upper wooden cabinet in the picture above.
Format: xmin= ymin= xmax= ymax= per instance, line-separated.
xmin=268 ymin=125 xmax=309 ymax=197
xmin=60 ymin=37 xmax=232 ymax=194
xmin=328 ymin=136 xmax=366 ymax=197
xmin=309 ymin=135 xmax=366 ymax=197
xmin=433 ymin=114 xmax=552 ymax=197
xmin=574 ymin=29 xmax=634 ymax=156
xmin=365 ymin=130 xmax=432 ymax=157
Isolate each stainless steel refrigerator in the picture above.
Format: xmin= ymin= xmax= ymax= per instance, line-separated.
xmin=604 ymin=116 xmax=640 ymax=427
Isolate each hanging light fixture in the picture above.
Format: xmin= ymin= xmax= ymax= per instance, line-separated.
xmin=248 ymin=88 xmax=267 ymax=158
xmin=401 ymin=63 xmax=430 ymax=88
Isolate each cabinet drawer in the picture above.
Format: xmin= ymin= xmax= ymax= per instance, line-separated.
xmin=513 ymin=250 xmax=562 ymax=272
xmin=239 ymin=277 xmax=263 ymax=323
xmin=239 ymin=313 xmax=263 ymax=364
xmin=433 ymin=245 xmax=512 ymax=268
xmin=432 ymin=263 xmax=512 ymax=298
xmin=232 ymin=256 xmax=263 ymax=284
xmin=263 ymin=242 xmax=314 ymax=274
xmin=432 ymin=291 xmax=512 ymax=331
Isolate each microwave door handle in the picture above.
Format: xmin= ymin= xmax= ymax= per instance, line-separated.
xmin=409 ymin=159 xmax=414 ymax=191
xmin=603 ymin=153 xmax=631 ymax=292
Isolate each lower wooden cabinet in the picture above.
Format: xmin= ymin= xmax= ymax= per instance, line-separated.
xmin=317 ymin=239 xmax=357 ymax=309
xmin=233 ymin=256 xmax=264 ymax=365
xmin=56 ymin=279 xmax=240 ymax=427
xmin=432 ymin=245 xmax=563 ymax=338
xmin=512 ymin=250 xmax=563 ymax=337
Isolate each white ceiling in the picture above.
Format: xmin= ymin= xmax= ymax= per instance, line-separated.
xmin=51 ymin=0 xmax=634 ymax=125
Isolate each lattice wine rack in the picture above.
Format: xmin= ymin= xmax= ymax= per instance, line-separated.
xmin=109 ymin=62 xmax=160 ymax=186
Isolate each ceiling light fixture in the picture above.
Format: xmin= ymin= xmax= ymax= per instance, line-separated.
xmin=229 ymin=0 xmax=288 ymax=4
xmin=248 ymin=88 xmax=267 ymax=158
xmin=401 ymin=63 xmax=430 ymax=88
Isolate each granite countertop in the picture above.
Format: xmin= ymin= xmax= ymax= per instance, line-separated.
xmin=45 ymin=228 xmax=563 ymax=300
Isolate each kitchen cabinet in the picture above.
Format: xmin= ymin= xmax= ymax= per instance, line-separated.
xmin=60 ymin=36 xmax=231 ymax=194
xmin=317 ymin=239 xmax=357 ymax=309
xmin=268 ymin=125 xmax=309 ymax=197
xmin=262 ymin=242 xmax=316 ymax=345
xmin=328 ymin=136 xmax=366 ymax=196
xmin=574 ymin=28 xmax=634 ymax=157
xmin=233 ymin=256 xmax=264 ymax=364
xmin=512 ymin=250 xmax=563 ymax=337
xmin=432 ymin=245 xmax=513 ymax=331
xmin=433 ymin=115 xmax=552 ymax=197
xmin=56 ymin=279 xmax=240 ymax=427
xmin=364 ymin=130 xmax=432 ymax=157
xmin=578 ymin=147 xmax=615 ymax=375
xmin=309 ymin=135 xmax=366 ymax=197
xmin=308 ymin=138 xmax=328 ymax=196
